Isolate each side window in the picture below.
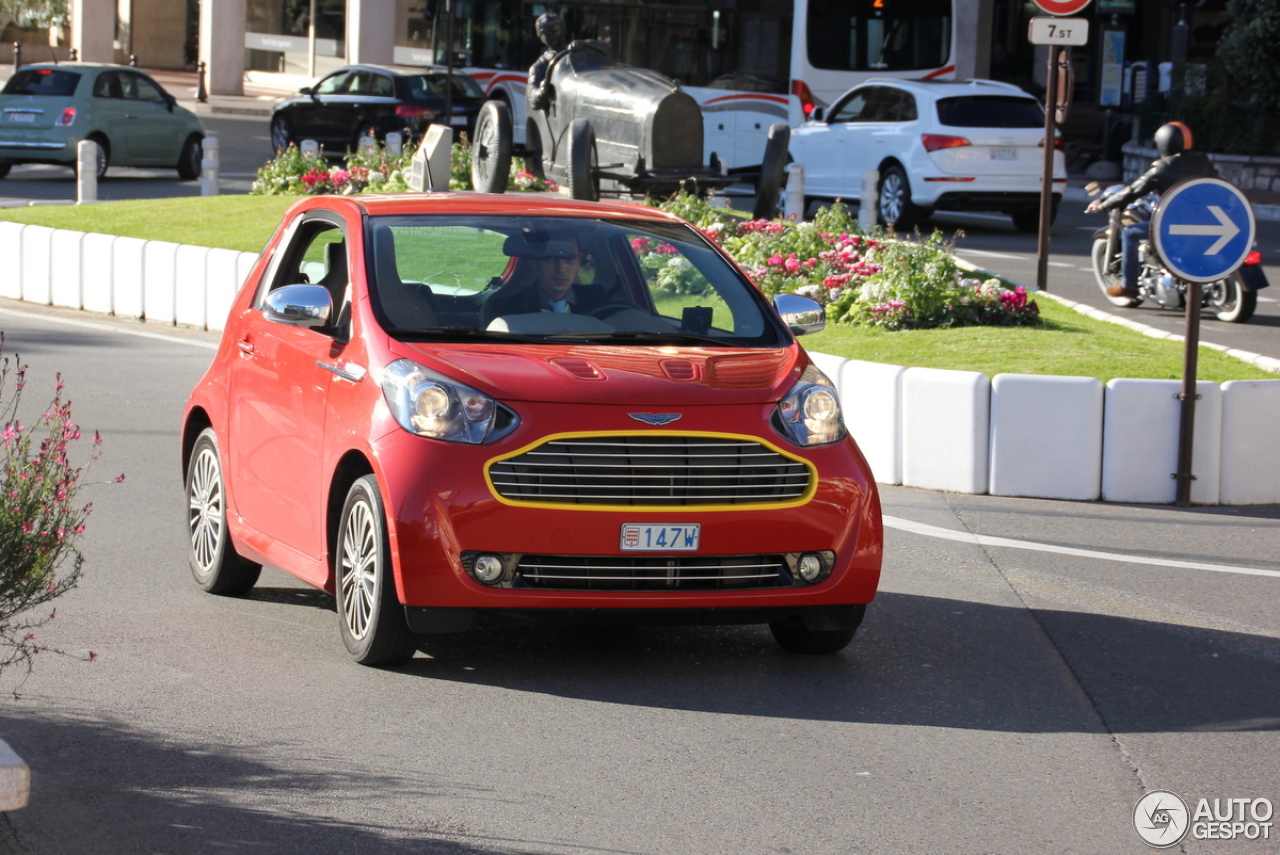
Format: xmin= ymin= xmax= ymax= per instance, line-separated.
xmin=370 ymin=74 xmax=395 ymax=97
xmin=93 ymin=72 xmax=122 ymax=99
xmin=829 ymin=91 xmax=869 ymax=124
xmin=314 ymin=72 xmax=351 ymax=95
xmin=124 ymin=74 xmax=166 ymax=103
xmin=899 ymin=93 xmax=918 ymax=121
xmin=266 ymin=220 xmax=348 ymax=324
xmin=862 ymin=88 xmax=900 ymax=122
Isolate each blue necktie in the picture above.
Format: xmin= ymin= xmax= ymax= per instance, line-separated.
xmin=549 ymin=300 xmax=568 ymax=313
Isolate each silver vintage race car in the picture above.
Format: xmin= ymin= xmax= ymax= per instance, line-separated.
xmin=470 ymin=43 xmax=788 ymax=220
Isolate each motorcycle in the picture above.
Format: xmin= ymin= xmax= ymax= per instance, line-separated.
xmin=1087 ymin=182 xmax=1270 ymax=323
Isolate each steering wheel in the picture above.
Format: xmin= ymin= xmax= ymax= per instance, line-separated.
xmin=587 ymin=301 xmax=640 ymax=320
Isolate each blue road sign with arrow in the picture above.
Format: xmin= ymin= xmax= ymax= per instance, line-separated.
xmin=1152 ymin=177 xmax=1256 ymax=283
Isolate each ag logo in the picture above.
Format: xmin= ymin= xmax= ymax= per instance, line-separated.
xmin=1134 ymin=790 xmax=1190 ymax=848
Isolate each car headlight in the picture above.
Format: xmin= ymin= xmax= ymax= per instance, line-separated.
xmin=773 ymin=364 xmax=846 ymax=446
xmin=380 ymin=359 xmax=518 ymax=444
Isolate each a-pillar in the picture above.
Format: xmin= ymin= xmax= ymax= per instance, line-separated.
xmin=69 ymin=0 xmax=114 ymax=63
xmin=200 ymin=0 xmax=246 ymax=96
xmin=347 ymin=0 xmax=396 ymax=65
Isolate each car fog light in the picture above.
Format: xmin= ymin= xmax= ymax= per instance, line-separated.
xmin=473 ymin=554 xmax=506 ymax=585
xmin=797 ymin=553 xmax=824 ymax=583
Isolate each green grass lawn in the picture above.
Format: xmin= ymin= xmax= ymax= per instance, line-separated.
xmin=1 ymin=196 xmax=1274 ymax=383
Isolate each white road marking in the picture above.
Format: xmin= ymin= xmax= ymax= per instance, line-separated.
xmin=955 ymin=249 xmax=1024 ymax=260
xmin=884 ymin=514 xmax=1280 ymax=580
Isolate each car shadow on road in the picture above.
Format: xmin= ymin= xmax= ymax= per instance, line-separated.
xmin=371 ymin=591 xmax=1280 ymax=735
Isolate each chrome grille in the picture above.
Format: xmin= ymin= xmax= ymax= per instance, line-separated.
xmin=489 ymin=435 xmax=810 ymax=506
xmin=516 ymin=554 xmax=792 ymax=591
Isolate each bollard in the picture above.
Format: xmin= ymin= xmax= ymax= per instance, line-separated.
xmin=859 ymin=169 xmax=879 ymax=233
xmin=201 ymin=135 xmax=220 ymax=196
xmin=128 ymin=54 xmax=137 ymax=67
xmin=196 ymin=61 xmax=207 ymax=103
xmin=359 ymin=128 xmax=377 ymax=154
xmin=300 ymin=139 xmax=320 ymax=158
xmin=69 ymin=47 xmax=77 ymax=61
xmin=385 ymin=132 xmax=403 ymax=156
xmin=784 ymin=162 xmax=806 ymax=221
xmin=11 ymin=42 xmax=19 ymax=73
xmin=76 ymin=140 xmax=98 ymax=204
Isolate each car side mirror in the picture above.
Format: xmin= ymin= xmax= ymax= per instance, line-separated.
xmin=810 ymin=106 xmax=826 ymax=123
xmin=773 ymin=293 xmax=825 ymax=336
xmin=164 ymin=94 xmax=176 ymax=112
xmin=300 ymin=86 xmax=315 ymax=98
xmin=263 ymin=284 xmax=333 ymax=329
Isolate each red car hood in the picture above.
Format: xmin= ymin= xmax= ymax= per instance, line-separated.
xmin=390 ymin=343 xmax=803 ymax=405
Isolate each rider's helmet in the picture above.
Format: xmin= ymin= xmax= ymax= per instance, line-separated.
xmin=1154 ymin=121 xmax=1193 ymax=157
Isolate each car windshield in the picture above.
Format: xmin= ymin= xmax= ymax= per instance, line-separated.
xmin=935 ymin=95 xmax=1044 ymax=129
xmin=366 ymin=215 xmax=789 ymax=347
xmin=2 ymin=68 xmax=81 ymax=97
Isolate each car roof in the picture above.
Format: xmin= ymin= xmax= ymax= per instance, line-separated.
xmin=855 ymin=78 xmax=1035 ymax=100
xmin=13 ymin=62 xmax=145 ymax=74
xmin=326 ymin=64 xmax=452 ymax=78
xmin=288 ymin=191 xmax=690 ymax=222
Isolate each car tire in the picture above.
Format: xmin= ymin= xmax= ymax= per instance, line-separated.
xmin=567 ymin=118 xmax=599 ymax=202
xmin=186 ymin=428 xmax=262 ymax=596
xmin=177 ymin=134 xmax=203 ymax=181
xmin=0 ymin=163 xmax=10 ymax=180
xmin=877 ymin=165 xmax=924 ymax=231
xmin=752 ymin=123 xmax=789 ymax=221
xmin=769 ymin=607 xmax=865 ymax=655
xmin=335 ymin=475 xmax=417 ymax=667
xmin=1010 ymin=203 xmax=1057 ymax=234
xmin=77 ymin=136 xmax=109 ymax=180
xmin=270 ymin=114 xmax=291 ymax=154
xmin=470 ymin=100 xmax=513 ymax=194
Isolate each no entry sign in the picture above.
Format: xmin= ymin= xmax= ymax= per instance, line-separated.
xmin=1032 ymin=0 xmax=1093 ymax=16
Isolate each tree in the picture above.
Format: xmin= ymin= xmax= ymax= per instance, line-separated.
xmin=0 ymin=0 xmax=66 ymax=29
xmin=1213 ymin=0 xmax=1280 ymax=115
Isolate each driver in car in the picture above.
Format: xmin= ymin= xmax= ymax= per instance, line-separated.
xmin=481 ymin=236 xmax=609 ymax=325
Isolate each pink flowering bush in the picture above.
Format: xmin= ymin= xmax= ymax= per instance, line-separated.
xmin=0 ymin=341 xmax=110 ymax=680
xmin=652 ymin=193 xmax=1041 ymax=330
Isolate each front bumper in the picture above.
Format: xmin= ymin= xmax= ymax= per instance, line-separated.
xmin=371 ymin=404 xmax=883 ymax=621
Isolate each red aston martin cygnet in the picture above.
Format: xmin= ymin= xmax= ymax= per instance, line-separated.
xmin=182 ymin=192 xmax=882 ymax=666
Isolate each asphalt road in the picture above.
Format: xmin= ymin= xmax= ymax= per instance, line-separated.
xmin=0 ymin=302 xmax=1275 ymax=854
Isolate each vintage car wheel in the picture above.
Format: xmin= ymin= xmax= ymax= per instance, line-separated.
xmin=335 ymin=475 xmax=417 ymax=667
xmin=471 ymin=100 xmax=513 ymax=194
xmin=177 ymin=134 xmax=203 ymax=181
xmin=567 ymin=118 xmax=599 ymax=202
xmin=752 ymin=123 xmax=790 ymax=221
xmin=186 ymin=428 xmax=262 ymax=596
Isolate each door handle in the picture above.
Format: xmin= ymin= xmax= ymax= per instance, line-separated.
xmin=237 ymin=338 xmax=254 ymax=355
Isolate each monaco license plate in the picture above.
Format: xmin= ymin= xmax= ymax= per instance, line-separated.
xmin=8 ymin=112 xmax=36 ymax=123
xmin=620 ymin=523 xmax=700 ymax=552
xmin=990 ymin=147 xmax=1018 ymax=161
xmin=449 ymin=115 xmax=468 ymax=126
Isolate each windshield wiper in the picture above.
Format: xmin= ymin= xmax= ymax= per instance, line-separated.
xmin=386 ymin=327 xmax=549 ymax=344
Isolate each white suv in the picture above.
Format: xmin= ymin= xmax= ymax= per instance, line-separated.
xmin=787 ymin=79 xmax=1066 ymax=232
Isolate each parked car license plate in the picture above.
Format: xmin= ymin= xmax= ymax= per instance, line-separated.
xmin=7 ymin=113 xmax=36 ymax=123
xmin=450 ymin=116 xmax=468 ymax=126
xmin=620 ymin=523 xmax=700 ymax=551
xmin=989 ymin=148 xmax=1018 ymax=161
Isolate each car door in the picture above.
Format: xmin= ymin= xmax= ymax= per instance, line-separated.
xmin=118 ymin=71 xmax=182 ymax=163
xmin=347 ymin=70 xmax=399 ymax=142
xmin=301 ymin=69 xmax=358 ymax=149
xmin=795 ymin=88 xmax=872 ymax=198
xmin=839 ymin=86 xmax=908 ymax=198
xmin=88 ymin=70 xmax=133 ymax=161
xmin=226 ymin=212 xmax=352 ymax=569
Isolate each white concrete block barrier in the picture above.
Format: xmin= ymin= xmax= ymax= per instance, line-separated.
xmin=902 ymin=367 xmax=990 ymax=494
xmin=19 ymin=225 xmax=54 ymax=305
xmin=0 ymin=221 xmax=22 ymax=300
xmin=50 ymin=229 xmax=86 ymax=309
xmin=1102 ymin=379 xmax=1222 ymax=505
xmin=838 ymin=359 xmax=905 ymax=486
xmin=989 ymin=374 xmax=1103 ymax=501
xmin=142 ymin=241 xmax=181 ymax=325
xmin=1220 ymin=380 xmax=1280 ymax=505
xmin=111 ymin=236 xmax=147 ymax=320
xmin=81 ymin=232 xmax=115 ymax=314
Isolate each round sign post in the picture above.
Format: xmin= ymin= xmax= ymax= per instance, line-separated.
xmin=1151 ymin=177 xmax=1256 ymax=505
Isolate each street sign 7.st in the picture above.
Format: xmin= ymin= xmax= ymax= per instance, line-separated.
xmin=1029 ymin=17 xmax=1090 ymax=45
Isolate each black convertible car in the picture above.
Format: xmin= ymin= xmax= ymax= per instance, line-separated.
xmin=270 ymin=64 xmax=486 ymax=155
xmin=470 ymin=45 xmax=787 ymax=219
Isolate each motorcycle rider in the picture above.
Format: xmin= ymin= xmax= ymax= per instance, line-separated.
xmin=1085 ymin=121 xmax=1217 ymax=298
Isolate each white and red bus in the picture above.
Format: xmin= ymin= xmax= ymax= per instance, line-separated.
xmin=393 ymin=0 xmax=979 ymax=168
